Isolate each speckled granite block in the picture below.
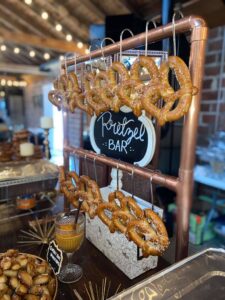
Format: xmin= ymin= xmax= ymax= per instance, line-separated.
xmin=85 ymin=186 xmax=163 ymax=279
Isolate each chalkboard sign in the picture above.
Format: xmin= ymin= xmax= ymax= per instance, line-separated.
xmin=47 ymin=240 xmax=63 ymax=275
xmin=90 ymin=107 xmax=156 ymax=167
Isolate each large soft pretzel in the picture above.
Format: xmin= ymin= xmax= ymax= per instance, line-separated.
xmin=122 ymin=196 xmax=144 ymax=219
xmin=97 ymin=202 xmax=118 ymax=233
xmin=48 ymin=76 xmax=66 ymax=110
xmin=112 ymin=210 xmax=134 ymax=234
xmin=158 ymin=56 xmax=198 ymax=124
xmin=126 ymin=219 xmax=160 ymax=256
xmin=84 ymin=72 xmax=108 ymax=116
xmin=108 ymin=191 xmax=126 ymax=209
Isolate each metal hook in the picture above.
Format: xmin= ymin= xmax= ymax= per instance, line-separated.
xmin=100 ymin=37 xmax=115 ymax=70
xmin=116 ymin=163 xmax=119 ymax=191
xmin=119 ymin=28 xmax=134 ymax=62
xmin=149 ymin=175 xmax=154 ymax=211
xmin=172 ymin=11 xmax=184 ymax=56
xmin=145 ymin=20 xmax=157 ymax=55
xmin=93 ymin=157 xmax=98 ymax=184
xmin=74 ymin=53 xmax=77 ymax=74
xmin=145 ymin=20 xmax=157 ymax=56
xmin=88 ymin=45 xmax=93 ymax=72
xmin=84 ymin=154 xmax=88 ymax=176
xmin=131 ymin=166 xmax=135 ymax=198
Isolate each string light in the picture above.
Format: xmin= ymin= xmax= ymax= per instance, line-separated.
xmin=1 ymin=79 xmax=6 ymax=86
xmin=0 ymin=79 xmax=27 ymax=87
xmin=0 ymin=45 xmax=7 ymax=51
xmin=24 ymin=0 xmax=32 ymax=5
xmin=59 ymin=55 xmax=64 ymax=61
xmin=41 ymin=11 xmax=49 ymax=20
xmin=43 ymin=53 xmax=50 ymax=60
xmin=55 ymin=24 xmax=62 ymax=32
xmin=77 ymin=42 xmax=83 ymax=49
xmin=29 ymin=50 xmax=36 ymax=57
xmin=85 ymin=48 xmax=89 ymax=54
xmin=0 ymin=91 xmax=5 ymax=97
xmin=66 ymin=34 xmax=72 ymax=42
xmin=14 ymin=47 xmax=20 ymax=54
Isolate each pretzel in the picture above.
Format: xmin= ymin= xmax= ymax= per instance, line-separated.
xmin=108 ymin=191 xmax=126 ymax=209
xmin=84 ymin=72 xmax=108 ymax=116
xmin=75 ymin=93 xmax=94 ymax=115
xmin=126 ymin=219 xmax=160 ymax=256
xmin=107 ymin=62 xmax=130 ymax=112
xmin=122 ymin=196 xmax=144 ymax=219
xmin=158 ymin=56 xmax=198 ymax=124
xmin=74 ymin=175 xmax=102 ymax=218
xmin=112 ymin=210 xmax=134 ymax=234
xmin=142 ymin=56 xmax=198 ymax=125
xmin=48 ymin=76 xmax=66 ymax=110
xmin=144 ymin=209 xmax=169 ymax=249
xmin=97 ymin=202 xmax=118 ymax=233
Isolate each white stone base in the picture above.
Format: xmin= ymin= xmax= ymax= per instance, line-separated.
xmin=85 ymin=186 xmax=163 ymax=279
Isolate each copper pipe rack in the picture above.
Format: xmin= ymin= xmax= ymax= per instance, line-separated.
xmin=62 ymin=15 xmax=208 ymax=262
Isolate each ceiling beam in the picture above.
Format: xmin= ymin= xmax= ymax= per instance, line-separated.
xmin=91 ymin=0 xmax=130 ymax=15
xmin=0 ymin=4 xmax=46 ymax=37
xmin=6 ymin=0 xmax=64 ymax=39
xmin=59 ymin=0 xmax=103 ymax=25
xmin=0 ymin=30 xmax=86 ymax=54
xmin=0 ymin=63 xmax=55 ymax=76
xmin=35 ymin=0 xmax=89 ymax=42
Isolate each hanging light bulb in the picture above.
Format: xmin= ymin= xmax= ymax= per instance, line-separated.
xmin=24 ymin=0 xmax=32 ymax=5
xmin=41 ymin=12 xmax=49 ymax=20
xmin=43 ymin=53 xmax=50 ymax=60
xmin=66 ymin=34 xmax=72 ymax=42
xmin=59 ymin=55 xmax=64 ymax=61
xmin=0 ymin=45 xmax=7 ymax=51
xmin=77 ymin=42 xmax=83 ymax=49
xmin=55 ymin=24 xmax=62 ymax=32
xmin=29 ymin=50 xmax=36 ymax=57
xmin=14 ymin=47 xmax=20 ymax=54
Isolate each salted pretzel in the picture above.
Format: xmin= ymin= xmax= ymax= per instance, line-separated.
xmin=107 ymin=62 xmax=130 ymax=112
xmin=158 ymin=56 xmax=198 ymax=124
xmin=142 ymin=56 xmax=197 ymax=125
xmin=73 ymin=175 xmax=103 ymax=218
xmin=112 ymin=210 xmax=135 ymax=234
xmin=97 ymin=202 xmax=118 ymax=233
xmin=84 ymin=72 xmax=108 ymax=116
xmin=117 ymin=56 xmax=161 ymax=116
xmin=122 ymin=196 xmax=144 ymax=219
xmin=144 ymin=209 xmax=169 ymax=249
xmin=127 ymin=219 xmax=162 ymax=256
xmin=66 ymin=73 xmax=84 ymax=113
xmin=126 ymin=208 xmax=169 ymax=256
xmin=48 ymin=76 xmax=66 ymax=110
xmin=108 ymin=191 xmax=127 ymax=209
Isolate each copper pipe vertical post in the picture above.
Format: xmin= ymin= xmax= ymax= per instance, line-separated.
xmin=176 ymin=24 xmax=208 ymax=260
xmin=62 ymin=108 xmax=70 ymax=211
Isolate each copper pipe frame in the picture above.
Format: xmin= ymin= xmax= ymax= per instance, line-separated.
xmin=63 ymin=15 xmax=208 ymax=262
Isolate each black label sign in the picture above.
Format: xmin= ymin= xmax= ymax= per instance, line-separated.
xmin=91 ymin=110 xmax=154 ymax=165
xmin=47 ymin=240 xmax=63 ymax=275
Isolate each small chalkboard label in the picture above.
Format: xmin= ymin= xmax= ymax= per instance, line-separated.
xmin=90 ymin=107 xmax=156 ymax=167
xmin=47 ymin=240 xmax=63 ymax=275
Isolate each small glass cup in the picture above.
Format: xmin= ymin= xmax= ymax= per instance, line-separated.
xmin=55 ymin=211 xmax=85 ymax=283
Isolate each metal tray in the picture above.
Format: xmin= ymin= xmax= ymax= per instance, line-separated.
xmin=0 ymin=159 xmax=58 ymax=199
xmin=109 ymin=248 xmax=225 ymax=300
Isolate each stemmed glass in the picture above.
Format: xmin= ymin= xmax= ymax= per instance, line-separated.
xmin=55 ymin=211 xmax=85 ymax=283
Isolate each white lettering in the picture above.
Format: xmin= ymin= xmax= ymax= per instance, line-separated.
xmin=97 ymin=112 xmax=146 ymax=148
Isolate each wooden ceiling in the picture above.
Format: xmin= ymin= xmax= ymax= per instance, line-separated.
xmin=0 ymin=0 xmax=224 ymax=70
